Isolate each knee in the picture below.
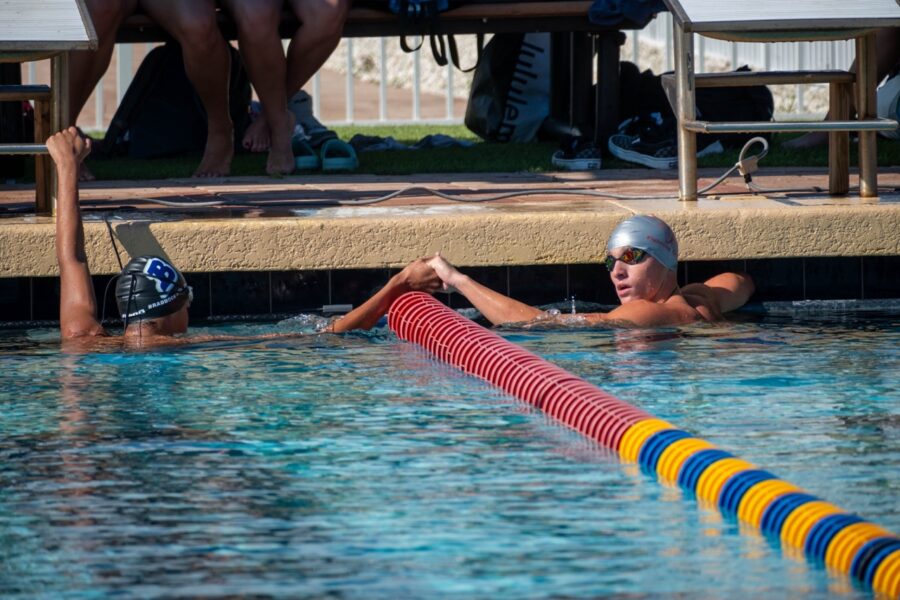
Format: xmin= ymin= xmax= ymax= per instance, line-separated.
xmin=85 ymin=0 xmax=135 ymax=34
xmin=164 ymin=7 xmax=224 ymax=52
xmin=229 ymin=2 xmax=280 ymax=41
xmin=296 ymin=0 xmax=349 ymax=41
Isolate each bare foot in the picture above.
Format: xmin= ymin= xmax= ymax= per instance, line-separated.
xmin=193 ymin=127 xmax=234 ymax=178
xmin=783 ymin=131 xmax=828 ymax=150
xmin=242 ymin=116 xmax=270 ymax=153
xmin=266 ymin=109 xmax=296 ymax=176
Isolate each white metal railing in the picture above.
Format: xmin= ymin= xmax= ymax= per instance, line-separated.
xmin=20 ymin=17 xmax=859 ymax=131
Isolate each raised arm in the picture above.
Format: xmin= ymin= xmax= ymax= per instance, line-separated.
xmin=427 ymin=254 xmax=543 ymax=326
xmin=48 ymin=128 xmax=104 ymax=339
xmin=327 ymin=259 xmax=443 ymax=333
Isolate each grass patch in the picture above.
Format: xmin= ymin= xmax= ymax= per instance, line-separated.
xmin=8 ymin=125 xmax=900 ymax=183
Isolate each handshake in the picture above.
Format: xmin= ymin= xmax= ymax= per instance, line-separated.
xmin=398 ymin=253 xmax=466 ymax=296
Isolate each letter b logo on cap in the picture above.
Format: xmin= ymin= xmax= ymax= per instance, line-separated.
xmin=144 ymin=258 xmax=178 ymax=294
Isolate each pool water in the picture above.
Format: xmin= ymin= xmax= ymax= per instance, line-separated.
xmin=0 ymin=312 xmax=897 ymax=598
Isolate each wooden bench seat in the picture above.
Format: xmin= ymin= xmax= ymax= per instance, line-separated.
xmin=117 ymin=2 xmax=621 ymax=42
xmin=116 ymin=1 xmax=646 ymax=145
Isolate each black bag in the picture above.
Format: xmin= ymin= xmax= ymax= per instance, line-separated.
xmin=0 ymin=64 xmax=34 ymax=180
xmin=619 ymin=63 xmax=774 ymax=148
xmin=98 ymin=42 xmax=250 ymax=159
xmin=464 ymin=32 xmax=551 ymax=143
xmin=693 ymin=68 xmax=774 ymax=147
xmin=378 ymin=0 xmax=482 ymax=72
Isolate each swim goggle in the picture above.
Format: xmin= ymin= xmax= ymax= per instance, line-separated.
xmin=177 ymin=284 xmax=194 ymax=305
xmin=603 ymin=247 xmax=648 ymax=271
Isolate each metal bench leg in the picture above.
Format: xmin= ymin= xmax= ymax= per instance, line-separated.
xmin=595 ymin=31 xmax=622 ymax=146
xmin=856 ymin=32 xmax=877 ymax=198
xmin=46 ymin=52 xmax=70 ymax=215
xmin=571 ymin=32 xmax=593 ymax=135
xmin=828 ymin=81 xmax=850 ymax=195
xmin=674 ymin=22 xmax=696 ymax=201
xmin=34 ymin=98 xmax=51 ymax=209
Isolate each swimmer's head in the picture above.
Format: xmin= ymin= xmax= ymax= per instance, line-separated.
xmin=606 ymin=215 xmax=678 ymax=272
xmin=115 ymin=255 xmax=192 ymax=326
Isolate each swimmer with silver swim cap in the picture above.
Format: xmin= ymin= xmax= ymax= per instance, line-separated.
xmin=427 ymin=213 xmax=754 ymax=327
xmin=606 ymin=215 xmax=678 ymax=272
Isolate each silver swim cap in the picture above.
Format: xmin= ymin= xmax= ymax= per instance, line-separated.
xmin=606 ymin=215 xmax=678 ymax=271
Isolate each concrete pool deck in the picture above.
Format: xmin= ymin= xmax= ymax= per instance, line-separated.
xmin=1 ymin=166 xmax=898 ymax=278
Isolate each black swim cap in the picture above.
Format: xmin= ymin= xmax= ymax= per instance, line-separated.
xmin=115 ymin=255 xmax=190 ymax=322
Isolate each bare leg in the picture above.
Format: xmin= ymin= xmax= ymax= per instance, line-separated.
xmin=285 ymin=0 xmax=350 ymax=97
xmin=140 ymin=0 xmax=233 ymax=177
xmin=785 ymin=27 xmax=900 ymax=150
xmin=68 ymin=0 xmax=138 ymax=180
xmin=221 ymin=0 xmax=295 ymax=175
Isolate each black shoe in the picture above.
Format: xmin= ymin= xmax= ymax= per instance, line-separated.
xmin=551 ymin=135 xmax=601 ymax=171
xmin=608 ymin=112 xmax=723 ymax=169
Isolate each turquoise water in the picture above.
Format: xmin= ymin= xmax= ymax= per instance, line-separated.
xmin=0 ymin=313 xmax=897 ymax=598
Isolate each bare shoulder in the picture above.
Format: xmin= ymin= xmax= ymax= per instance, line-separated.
xmin=61 ymin=322 xmax=108 ymax=340
xmin=604 ymin=299 xmax=700 ymax=327
xmin=61 ymin=332 xmax=122 ymax=353
xmin=672 ymin=288 xmax=721 ymax=322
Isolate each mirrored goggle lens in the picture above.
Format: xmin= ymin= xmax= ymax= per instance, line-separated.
xmin=603 ymin=247 xmax=647 ymax=271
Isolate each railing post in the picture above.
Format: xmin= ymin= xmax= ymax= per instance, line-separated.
xmin=674 ymin=22 xmax=697 ymax=202
xmin=445 ymin=58 xmax=454 ymax=120
xmin=379 ymin=37 xmax=387 ymax=121
xmin=413 ymin=36 xmax=421 ymax=121
xmin=345 ymin=38 xmax=355 ymax=123
xmin=94 ymin=72 xmax=104 ymax=130
xmin=856 ymin=32 xmax=877 ymax=198
xmin=116 ymin=44 xmax=132 ymax=107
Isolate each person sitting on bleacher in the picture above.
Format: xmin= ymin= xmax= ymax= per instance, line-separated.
xmin=68 ymin=0 xmax=234 ymax=179
xmin=221 ymin=0 xmax=350 ymax=175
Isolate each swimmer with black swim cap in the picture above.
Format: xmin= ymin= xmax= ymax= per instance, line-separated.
xmin=116 ymin=256 xmax=192 ymax=328
xmin=47 ymin=126 xmax=442 ymax=346
xmin=45 ymin=127 xmax=205 ymax=343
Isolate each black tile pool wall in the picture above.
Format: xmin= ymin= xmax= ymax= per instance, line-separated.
xmin=1 ymin=255 xmax=898 ymax=323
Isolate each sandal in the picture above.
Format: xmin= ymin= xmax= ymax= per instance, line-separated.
xmin=320 ymin=138 xmax=359 ymax=172
xmin=292 ymin=136 xmax=320 ymax=171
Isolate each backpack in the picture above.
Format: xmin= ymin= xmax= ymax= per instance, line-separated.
xmin=618 ymin=63 xmax=774 ymax=148
xmin=0 ymin=64 xmax=34 ymax=180
xmin=384 ymin=0 xmax=482 ymax=72
xmin=464 ymin=33 xmax=551 ymax=143
xmin=389 ymin=0 xmax=448 ymax=18
xmin=98 ymin=42 xmax=250 ymax=159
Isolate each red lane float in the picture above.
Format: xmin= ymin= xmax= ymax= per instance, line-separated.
xmin=388 ymin=292 xmax=900 ymax=598
xmin=389 ymin=292 xmax=651 ymax=451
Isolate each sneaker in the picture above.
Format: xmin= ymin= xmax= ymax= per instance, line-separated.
xmin=551 ymin=135 xmax=602 ymax=171
xmin=608 ymin=112 xmax=723 ymax=169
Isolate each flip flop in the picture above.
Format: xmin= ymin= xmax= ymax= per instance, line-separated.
xmin=292 ymin=136 xmax=320 ymax=171
xmin=320 ymin=138 xmax=359 ymax=172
